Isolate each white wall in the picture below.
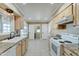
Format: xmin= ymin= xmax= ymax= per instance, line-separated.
xmin=29 ymin=24 xmax=35 ymax=39
xmin=42 ymin=24 xmax=48 ymax=39
xmin=48 ymin=21 xmax=52 ymax=33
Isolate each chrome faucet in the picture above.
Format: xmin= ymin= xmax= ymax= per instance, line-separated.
xmin=9 ymin=32 xmax=16 ymax=39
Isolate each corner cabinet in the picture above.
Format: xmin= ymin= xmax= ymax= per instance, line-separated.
xmin=73 ymin=3 xmax=79 ymax=26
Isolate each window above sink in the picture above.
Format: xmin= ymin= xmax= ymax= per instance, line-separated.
xmin=0 ymin=12 xmax=14 ymax=33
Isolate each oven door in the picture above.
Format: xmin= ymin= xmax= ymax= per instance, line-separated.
xmin=50 ymin=40 xmax=58 ymax=56
xmin=50 ymin=38 xmax=58 ymax=56
xmin=51 ymin=43 xmax=58 ymax=55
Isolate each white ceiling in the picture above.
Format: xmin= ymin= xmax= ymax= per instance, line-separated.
xmin=13 ymin=3 xmax=64 ymax=22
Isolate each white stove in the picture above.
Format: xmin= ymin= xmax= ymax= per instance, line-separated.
xmin=50 ymin=33 xmax=79 ymax=56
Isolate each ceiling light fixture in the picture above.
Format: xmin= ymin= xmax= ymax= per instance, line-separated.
xmin=6 ymin=8 xmax=13 ymax=13
xmin=5 ymin=8 xmax=14 ymax=16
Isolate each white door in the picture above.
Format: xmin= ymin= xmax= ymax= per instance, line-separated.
xmin=29 ymin=25 xmax=34 ymax=39
xmin=42 ymin=24 xmax=48 ymax=39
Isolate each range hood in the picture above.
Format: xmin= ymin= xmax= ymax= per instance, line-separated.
xmin=58 ymin=15 xmax=73 ymax=24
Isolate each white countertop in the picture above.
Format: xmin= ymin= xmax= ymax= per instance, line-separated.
xmin=0 ymin=42 xmax=15 ymax=55
xmin=0 ymin=36 xmax=27 ymax=55
xmin=1 ymin=36 xmax=27 ymax=43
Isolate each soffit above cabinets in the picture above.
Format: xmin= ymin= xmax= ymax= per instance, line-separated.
xmin=13 ymin=3 xmax=64 ymax=23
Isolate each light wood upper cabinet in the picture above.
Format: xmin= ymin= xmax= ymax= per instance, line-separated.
xmin=64 ymin=5 xmax=73 ymax=16
xmin=14 ymin=16 xmax=24 ymax=30
xmin=73 ymin=3 xmax=79 ymax=26
xmin=76 ymin=4 xmax=79 ymax=26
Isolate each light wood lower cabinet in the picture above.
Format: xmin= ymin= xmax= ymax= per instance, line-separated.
xmin=21 ymin=39 xmax=26 ymax=56
xmin=16 ymin=41 xmax=22 ymax=56
xmin=26 ymin=39 xmax=28 ymax=51
xmin=63 ymin=48 xmax=78 ymax=56
xmin=16 ymin=39 xmax=27 ymax=56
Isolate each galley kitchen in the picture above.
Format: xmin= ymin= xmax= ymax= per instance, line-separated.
xmin=0 ymin=3 xmax=79 ymax=56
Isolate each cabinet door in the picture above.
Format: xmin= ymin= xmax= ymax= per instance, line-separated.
xmin=15 ymin=16 xmax=23 ymax=30
xmin=73 ymin=3 xmax=79 ymax=26
xmin=16 ymin=42 xmax=22 ymax=56
xmin=65 ymin=5 xmax=73 ymax=16
xmin=22 ymin=39 xmax=26 ymax=56
xmin=26 ymin=39 xmax=28 ymax=51
xmin=73 ymin=4 xmax=77 ymax=26
xmin=76 ymin=4 xmax=79 ymax=26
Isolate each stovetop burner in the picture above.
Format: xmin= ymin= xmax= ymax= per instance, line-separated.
xmin=64 ymin=41 xmax=72 ymax=43
xmin=59 ymin=41 xmax=72 ymax=43
xmin=53 ymin=37 xmax=62 ymax=40
xmin=59 ymin=41 xmax=64 ymax=43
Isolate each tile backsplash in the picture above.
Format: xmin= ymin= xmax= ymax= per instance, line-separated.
xmin=66 ymin=24 xmax=79 ymax=35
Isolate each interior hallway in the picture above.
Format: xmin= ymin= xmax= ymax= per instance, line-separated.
xmin=25 ymin=39 xmax=50 ymax=56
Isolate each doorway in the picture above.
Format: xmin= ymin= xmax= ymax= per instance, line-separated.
xmin=34 ymin=25 xmax=42 ymax=39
